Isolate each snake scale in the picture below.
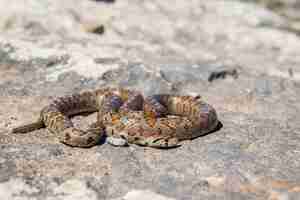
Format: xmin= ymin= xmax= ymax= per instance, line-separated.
xmin=12 ymin=88 xmax=219 ymax=148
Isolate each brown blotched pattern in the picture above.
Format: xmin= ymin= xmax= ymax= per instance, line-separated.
xmin=12 ymin=88 xmax=218 ymax=148
xmin=104 ymin=94 xmax=219 ymax=148
xmin=12 ymin=88 xmax=143 ymax=147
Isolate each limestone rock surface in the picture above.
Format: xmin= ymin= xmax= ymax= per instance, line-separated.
xmin=0 ymin=0 xmax=300 ymax=199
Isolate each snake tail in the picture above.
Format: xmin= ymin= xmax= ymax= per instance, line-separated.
xmin=11 ymin=119 xmax=45 ymax=133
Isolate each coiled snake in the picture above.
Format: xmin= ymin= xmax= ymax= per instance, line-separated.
xmin=12 ymin=88 xmax=219 ymax=148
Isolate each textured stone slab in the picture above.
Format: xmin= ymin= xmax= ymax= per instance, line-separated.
xmin=0 ymin=0 xmax=300 ymax=199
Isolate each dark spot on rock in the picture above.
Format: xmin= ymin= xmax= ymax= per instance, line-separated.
xmin=255 ymin=77 xmax=272 ymax=96
xmin=94 ymin=57 xmax=119 ymax=64
xmin=24 ymin=21 xmax=49 ymax=36
xmin=30 ymin=55 xmax=70 ymax=68
xmin=208 ymin=68 xmax=238 ymax=82
xmin=89 ymin=25 xmax=105 ymax=35
xmin=288 ymin=68 xmax=293 ymax=77
xmin=192 ymin=180 xmax=210 ymax=192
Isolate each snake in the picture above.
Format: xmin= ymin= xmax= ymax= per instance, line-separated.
xmin=11 ymin=88 xmax=219 ymax=148
xmin=104 ymin=94 xmax=219 ymax=148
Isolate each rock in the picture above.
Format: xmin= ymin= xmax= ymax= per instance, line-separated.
xmin=0 ymin=178 xmax=107 ymax=200
xmin=53 ymin=179 xmax=98 ymax=200
xmin=0 ymin=178 xmax=39 ymax=200
xmin=106 ymin=136 xmax=128 ymax=147
xmin=255 ymin=76 xmax=272 ymax=96
xmin=0 ymin=0 xmax=300 ymax=199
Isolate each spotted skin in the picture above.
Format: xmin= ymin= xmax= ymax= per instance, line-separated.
xmin=144 ymin=95 xmax=219 ymax=139
xmin=12 ymin=88 xmax=143 ymax=147
xmin=12 ymin=88 xmax=219 ymax=148
xmin=104 ymin=94 xmax=218 ymax=148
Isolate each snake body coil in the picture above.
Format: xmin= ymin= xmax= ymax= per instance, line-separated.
xmin=104 ymin=94 xmax=218 ymax=148
xmin=12 ymin=88 xmax=219 ymax=148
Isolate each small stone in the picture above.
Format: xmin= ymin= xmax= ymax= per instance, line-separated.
xmin=106 ymin=136 xmax=128 ymax=146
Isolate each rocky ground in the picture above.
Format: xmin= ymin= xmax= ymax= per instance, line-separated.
xmin=0 ymin=0 xmax=300 ymax=199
